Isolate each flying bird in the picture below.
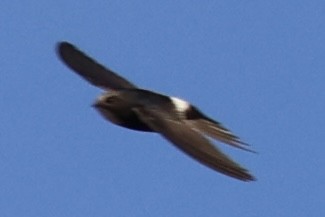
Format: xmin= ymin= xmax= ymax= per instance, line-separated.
xmin=56 ymin=41 xmax=256 ymax=181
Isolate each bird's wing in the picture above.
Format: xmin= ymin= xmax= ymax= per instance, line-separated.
xmin=57 ymin=41 xmax=137 ymax=90
xmin=185 ymin=118 xmax=256 ymax=153
xmin=134 ymin=107 xmax=255 ymax=181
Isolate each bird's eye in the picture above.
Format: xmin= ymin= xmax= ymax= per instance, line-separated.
xmin=105 ymin=97 xmax=116 ymax=104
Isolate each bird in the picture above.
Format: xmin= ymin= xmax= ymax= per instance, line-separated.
xmin=56 ymin=41 xmax=256 ymax=181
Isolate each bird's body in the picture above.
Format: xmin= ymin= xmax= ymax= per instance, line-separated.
xmin=94 ymin=89 xmax=171 ymax=132
xmin=57 ymin=42 xmax=256 ymax=181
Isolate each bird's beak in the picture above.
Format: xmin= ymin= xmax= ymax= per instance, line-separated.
xmin=92 ymin=100 xmax=102 ymax=108
xmin=92 ymin=93 xmax=110 ymax=108
xmin=91 ymin=102 xmax=98 ymax=108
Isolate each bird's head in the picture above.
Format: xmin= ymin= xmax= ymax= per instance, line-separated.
xmin=92 ymin=91 xmax=125 ymax=110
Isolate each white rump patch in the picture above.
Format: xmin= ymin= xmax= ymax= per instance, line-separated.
xmin=171 ymin=97 xmax=190 ymax=112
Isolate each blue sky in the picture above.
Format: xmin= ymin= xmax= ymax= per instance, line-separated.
xmin=1 ymin=1 xmax=325 ymax=216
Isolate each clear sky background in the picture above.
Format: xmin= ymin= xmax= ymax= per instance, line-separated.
xmin=1 ymin=1 xmax=324 ymax=216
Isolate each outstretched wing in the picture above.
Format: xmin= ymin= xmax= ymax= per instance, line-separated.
xmin=185 ymin=119 xmax=256 ymax=153
xmin=57 ymin=41 xmax=137 ymax=90
xmin=185 ymin=106 xmax=255 ymax=153
xmin=134 ymin=107 xmax=255 ymax=181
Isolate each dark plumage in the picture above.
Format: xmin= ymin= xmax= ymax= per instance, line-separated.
xmin=57 ymin=41 xmax=256 ymax=181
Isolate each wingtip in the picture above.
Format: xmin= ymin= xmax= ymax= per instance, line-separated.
xmin=244 ymin=174 xmax=257 ymax=182
xmin=56 ymin=41 xmax=75 ymax=55
xmin=234 ymin=168 xmax=257 ymax=181
xmin=233 ymin=170 xmax=256 ymax=182
xmin=57 ymin=41 xmax=73 ymax=48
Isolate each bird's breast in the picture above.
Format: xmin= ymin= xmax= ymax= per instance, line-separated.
xmin=95 ymin=106 xmax=153 ymax=132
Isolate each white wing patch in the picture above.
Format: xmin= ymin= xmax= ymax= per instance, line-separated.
xmin=170 ymin=97 xmax=190 ymax=112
